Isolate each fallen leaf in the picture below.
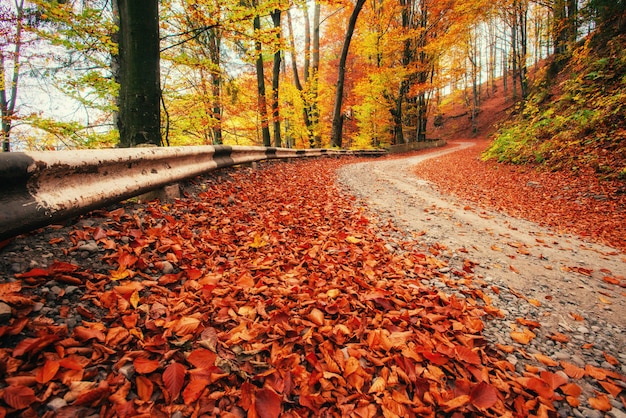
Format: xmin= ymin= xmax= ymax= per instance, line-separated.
xmin=588 ymin=393 xmax=612 ymax=411
xmin=534 ymin=353 xmax=558 ymax=367
xmin=163 ymin=362 xmax=186 ymax=401
xmin=510 ymin=328 xmax=536 ymax=345
xmin=470 ymin=382 xmax=498 ymax=409
xmin=560 ymin=361 xmax=586 ymax=379
xmin=134 ymin=357 xmax=160 ymax=374
xmin=255 ymin=387 xmax=282 ymax=418
xmin=2 ymin=385 xmax=36 ymax=410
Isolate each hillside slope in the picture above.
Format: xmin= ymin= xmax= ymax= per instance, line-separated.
xmin=484 ymin=33 xmax=626 ymax=181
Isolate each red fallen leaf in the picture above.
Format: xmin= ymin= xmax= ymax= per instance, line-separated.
xmin=59 ymin=357 xmax=86 ymax=371
xmin=441 ymin=394 xmax=471 ymax=412
xmin=14 ymin=267 xmax=49 ymax=278
xmin=136 ymin=375 xmax=154 ymax=402
xmin=163 ymin=362 xmax=186 ymax=400
xmin=540 ymin=370 xmax=568 ymax=390
xmin=470 ymin=382 xmax=498 ymax=409
xmin=182 ymin=378 xmax=209 ymax=404
xmin=255 ymin=387 xmax=282 ymax=418
xmin=13 ymin=334 xmax=59 ymax=357
xmin=92 ymin=226 xmax=108 ymax=241
xmin=588 ymin=393 xmax=612 ymax=411
xmin=525 ymin=377 xmax=554 ymax=399
xmin=455 ymin=346 xmax=481 ymax=365
xmin=2 ymin=385 xmax=35 ymax=410
xmin=187 ymin=348 xmax=217 ymax=369
xmin=73 ymin=382 xmax=110 ymax=406
xmin=49 ymin=261 xmax=80 ymax=273
xmin=36 ymin=359 xmax=60 ymax=384
xmin=73 ymin=325 xmax=105 ymax=342
xmin=186 ymin=268 xmax=203 ymax=280
xmin=118 ymin=252 xmax=138 ymax=269
xmin=134 ymin=357 xmax=160 ymax=374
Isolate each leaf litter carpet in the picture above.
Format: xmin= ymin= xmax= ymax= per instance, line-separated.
xmin=0 ymin=158 xmax=624 ymax=417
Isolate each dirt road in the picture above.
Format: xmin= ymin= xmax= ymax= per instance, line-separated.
xmin=339 ymin=141 xmax=626 ymax=352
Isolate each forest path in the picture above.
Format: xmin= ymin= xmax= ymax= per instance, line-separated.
xmin=338 ymin=140 xmax=626 ymax=349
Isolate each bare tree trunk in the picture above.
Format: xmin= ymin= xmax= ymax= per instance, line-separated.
xmin=330 ymin=0 xmax=366 ymax=148
xmin=1 ymin=0 xmax=25 ymax=152
xmin=311 ymin=2 xmax=321 ymax=147
xmin=271 ymin=10 xmax=282 ymax=147
xmin=117 ymin=0 xmax=161 ymax=147
xmin=253 ymin=9 xmax=271 ymax=146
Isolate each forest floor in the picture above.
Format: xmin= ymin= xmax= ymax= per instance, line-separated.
xmin=1 ymin=86 xmax=625 ymax=416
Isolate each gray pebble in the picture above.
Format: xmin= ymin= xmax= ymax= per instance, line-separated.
xmin=47 ymin=397 xmax=68 ymax=411
xmin=78 ymin=241 xmax=99 ymax=253
xmin=161 ymin=261 xmax=174 ymax=274
xmin=0 ymin=302 xmax=12 ymax=321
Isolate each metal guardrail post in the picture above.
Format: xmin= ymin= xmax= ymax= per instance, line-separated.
xmin=0 ymin=145 xmax=386 ymax=240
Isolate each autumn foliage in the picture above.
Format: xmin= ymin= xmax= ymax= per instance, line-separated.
xmin=0 ymin=159 xmax=624 ymax=416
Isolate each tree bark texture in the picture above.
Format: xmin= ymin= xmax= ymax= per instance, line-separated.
xmin=117 ymin=0 xmax=162 ymax=147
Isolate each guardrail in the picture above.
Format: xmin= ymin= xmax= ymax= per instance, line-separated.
xmin=0 ymin=145 xmax=386 ymax=241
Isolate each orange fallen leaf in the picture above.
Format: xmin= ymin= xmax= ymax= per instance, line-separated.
xmin=603 ymin=352 xmax=619 ymax=366
xmin=585 ymin=365 xmax=607 ymax=380
xmin=495 ymin=344 xmax=515 ymax=353
xmin=599 ymin=381 xmax=623 ymax=398
xmin=560 ymin=361 xmax=585 ymax=379
xmin=134 ymin=357 xmax=160 ymax=374
xmin=548 ymin=333 xmax=570 ymax=343
xmin=588 ymin=393 xmax=612 ymax=411
xmin=534 ymin=353 xmax=558 ymax=367
xmin=441 ymin=394 xmax=470 ymax=412
xmin=2 ymin=385 xmax=36 ymax=410
xmin=569 ymin=312 xmax=584 ymax=321
xmin=560 ymin=383 xmax=583 ymax=397
xmin=510 ymin=328 xmax=536 ymax=345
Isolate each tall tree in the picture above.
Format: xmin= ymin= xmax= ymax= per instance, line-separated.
xmin=271 ymin=9 xmax=282 ymax=147
xmin=330 ymin=0 xmax=366 ymax=148
xmin=0 ymin=0 xmax=25 ymax=152
xmin=252 ymin=1 xmax=271 ymax=146
xmin=116 ymin=0 xmax=161 ymax=147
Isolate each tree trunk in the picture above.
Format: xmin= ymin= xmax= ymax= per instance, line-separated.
xmin=117 ymin=0 xmax=162 ymax=147
xmin=330 ymin=0 xmax=366 ymax=148
xmin=311 ymin=2 xmax=321 ymax=148
xmin=253 ymin=11 xmax=271 ymax=147
xmin=0 ymin=0 xmax=25 ymax=152
xmin=271 ymin=10 xmax=282 ymax=148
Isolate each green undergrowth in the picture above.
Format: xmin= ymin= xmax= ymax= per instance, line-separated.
xmin=484 ymin=34 xmax=626 ymax=181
